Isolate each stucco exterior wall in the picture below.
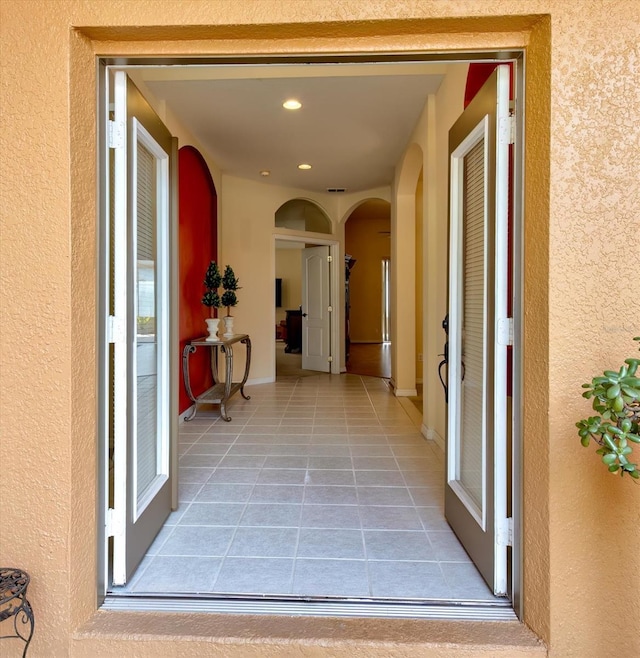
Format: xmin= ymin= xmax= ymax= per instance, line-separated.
xmin=1 ymin=1 xmax=639 ymax=657
xmin=544 ymin=4 xmax=640 ymax=654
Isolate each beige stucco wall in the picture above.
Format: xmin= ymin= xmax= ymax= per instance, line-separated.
xmin=1 ymin=1 xmax=639 ymax=657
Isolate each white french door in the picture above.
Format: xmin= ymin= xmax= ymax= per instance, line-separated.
xmin=110 ymin=71 xmax=177 ymax=585
xmin=445 ymin=65 xmax=511 ymax=595
xmin=301 ymin=245 xmax=331 ymax=372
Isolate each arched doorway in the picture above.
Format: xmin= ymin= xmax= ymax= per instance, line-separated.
xmin=344 ymin=198 xmax=391 ymax=379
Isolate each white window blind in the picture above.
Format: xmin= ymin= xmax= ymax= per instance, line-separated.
xmin=458 ymin=137 xmax=486 ymax=513
xmin=135 ymin=141 xmax=158 ymax=505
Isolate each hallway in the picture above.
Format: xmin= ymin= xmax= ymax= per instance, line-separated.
xmin=115 ymin=374 xmax=497 ymax=602
xmin=346 ymin=342 xmax=391 ymax=379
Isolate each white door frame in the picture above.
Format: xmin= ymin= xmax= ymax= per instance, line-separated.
xmin=273 ymin=232 xmax=341 ymax=376
xmin=97 ymin=52 xmax=524 ymax=619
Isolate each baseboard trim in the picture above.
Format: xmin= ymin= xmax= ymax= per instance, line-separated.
xmin=178 ymin=406 xmax=194 ymax=424
xmin=394 ymin=388 xmax=418 ymax=397
xmin=423 ymin=426 xmax=445 ymax=451
xmin=247 ymin=376 xmax=275 ymax=385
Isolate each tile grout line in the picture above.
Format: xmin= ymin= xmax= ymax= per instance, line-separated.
xmin=208 ymin=401 xmax=265 ymax=591
xmin=134 ymin=375 xmax=495 ymax=600
xmin=355 ymin=375 xmax=375 ymax=597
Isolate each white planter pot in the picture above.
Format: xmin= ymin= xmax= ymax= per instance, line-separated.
xmin=205 ymin=318 xmax=220 ymax=341
xmin=222 ymin=315 xmax=234 ymax=336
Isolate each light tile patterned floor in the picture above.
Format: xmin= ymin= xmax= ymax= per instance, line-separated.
xmin=117 ymin=374 xmax=498 ymax=601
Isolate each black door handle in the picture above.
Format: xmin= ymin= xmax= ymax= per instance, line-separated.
xmin=439 ymin=313 xmax=449 ymax=402
xmin=302 ymin=312 xmax=308 ymax=317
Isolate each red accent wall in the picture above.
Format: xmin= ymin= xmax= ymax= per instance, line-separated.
xmin=464 ymin=63 xmax=501 ymax=108
xmin=178 ymin=146 xmax=218 ymax=414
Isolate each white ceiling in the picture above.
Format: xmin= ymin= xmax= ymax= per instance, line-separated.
xmin=132 ymin=62 xmax=452 ymax=193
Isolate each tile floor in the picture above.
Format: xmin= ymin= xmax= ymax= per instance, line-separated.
xmin=116 ymin=374 xmax=499 ymax=602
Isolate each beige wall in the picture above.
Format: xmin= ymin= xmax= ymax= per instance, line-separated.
xmin=415 ymin=173 xmax=424 ymax=381
xmin=220 ymin=176 xmax=391 ymax=380
xmin=1 ymin=2 xmax=640 ymax=658
xmin=423 ymin=63 xmax=470 ymax=445
xmin=275 ymin=248 xmax=303 ymax=324
xmin=392 ymin=143 xmax=422 ymax=395
xmin=219 ymin=175 xmax=344 ymax=382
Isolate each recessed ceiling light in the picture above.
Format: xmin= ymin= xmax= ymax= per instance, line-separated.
xmin=297 ymin=163 xmax=312 ymax=170
xmin=259 ymin=170 xmax=270 ymax=177
xmin=283 ymin=99 xmax=302 ymax=110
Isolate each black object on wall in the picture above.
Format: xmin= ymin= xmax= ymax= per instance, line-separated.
xmin=284 ymin=309 xmax=302 ymax=353
xmin=275 ymin=278 xmax=282 ymax=307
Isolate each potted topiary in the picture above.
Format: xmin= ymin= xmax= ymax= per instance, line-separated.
xmin=220 ymin=265 xmax=240 ymax=336
xmin=202 ymin=260 xmax=222 ymax=341
xmin=576 ymin=337 xmax=640 ymax=479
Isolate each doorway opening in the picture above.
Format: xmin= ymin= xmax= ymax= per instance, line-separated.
xmin=99 ymin=51 xmax=523 ymax=620
xmin=344 ymin=198 xmax=391 ymax=381
xmin=275 ymin=234 xmax=340 ymax=379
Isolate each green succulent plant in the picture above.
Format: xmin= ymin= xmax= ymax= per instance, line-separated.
xmin=576 ymin=337 xmax=640 ymax=479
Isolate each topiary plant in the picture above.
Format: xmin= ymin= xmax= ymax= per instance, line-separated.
xmin=221 ymin=265 xmax=240 ymax=316
xmin=576 ymin=337 xmax=640 ymax=479
xmin=202 ymin=260 xmax=222 ymax=313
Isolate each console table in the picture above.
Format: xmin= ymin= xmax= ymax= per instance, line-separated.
xmin=182 ymin=334 xmax=251 ymax=422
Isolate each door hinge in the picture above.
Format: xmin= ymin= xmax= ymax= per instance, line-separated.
xmin=327 ymin=355 xmax=333 ymax=363
xmin=327 ymin=305 xmax=333 ymax=313
xmin=327 ymin=255 xmax=333 ymax=263
xmin=108 ymin=120 xmax=125 ymax=149
xmin=107 ymin=315 xmax=126 ymax=344
xmin=499 ymin=114 xmax=516 ymax=146
xmin=497 ymin=517 xmax=513 ymax=547
xmin=497 ymin=317 xmax=514 ymax=346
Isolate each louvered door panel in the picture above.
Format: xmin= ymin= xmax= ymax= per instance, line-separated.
xmin=459 ymin=138 xmax=486 ymax=513
xmin=135 ymin=141 xmax=158 ymax=505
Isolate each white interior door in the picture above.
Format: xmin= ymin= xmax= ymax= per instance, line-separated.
xmin=301 ymin=246 xmax=331 ymax=372
xmin=445 ymin=65 xmax=511 ymax=595
xmin=111 ymin=71 xmax=176 ymax=585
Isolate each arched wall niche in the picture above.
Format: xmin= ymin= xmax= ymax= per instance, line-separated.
xmin=344 ymin=198 xmax=391 ymax=344
xmin=341 ymin=197 xmax=390 ymax=225
xmin=275 ymin=198 xmax=332 ymax=234
xmin=178 ymin=145 xmax=218 ymax=413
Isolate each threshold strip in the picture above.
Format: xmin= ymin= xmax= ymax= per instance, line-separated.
xmin=102 ymin=594 xmax=517 ymax=621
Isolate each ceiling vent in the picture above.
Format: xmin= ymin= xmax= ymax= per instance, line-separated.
xmin=327 ymin=188 xmax=347 ymax=193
